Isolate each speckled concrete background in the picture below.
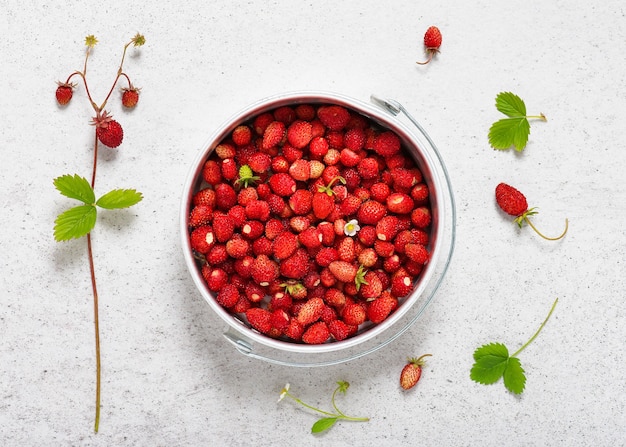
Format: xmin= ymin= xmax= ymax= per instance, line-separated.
xmin=1 ymin=1 xmax=625 ymax=445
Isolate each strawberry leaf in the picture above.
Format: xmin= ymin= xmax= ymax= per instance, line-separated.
xmin=311 ymin=417 xmax=337 ymax=434
xmin=54 ymin=204 xmax=97 ymax=241
xmin=495 ymin=91 xmax=526 ymax=117
xmin=503 ymin=357 xmax=526 ymax=394
xmin=96 ymin=189 xmax=143 ymax=209
xmin=470 ymin=342 xmax=509 ymax=384
xmin=54 ymin=174 xmax=95 ymax=204
xmin=488 ymin=118 xmax=530 ymax=152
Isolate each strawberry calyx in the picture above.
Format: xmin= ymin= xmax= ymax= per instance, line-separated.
xmin=354 ymin=265 xmax=368 ymax=292
xmin=317 ymin=175 xmax=346 ymax=196
xmin=514 ymin=207 xmax=569 ymax=241
xmin=408 ymin=353 xmax=432 ymax=366
xmin=281 ymin=281 xmax=305 ymax=296
xmin=90 ymin=110 xmax=115 ymax=128
xmin=235 ymin=164 xmax=260 ymax=188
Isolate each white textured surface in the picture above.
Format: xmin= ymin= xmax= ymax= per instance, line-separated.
xmin=2 ymin=1 xmax=625 ymax=445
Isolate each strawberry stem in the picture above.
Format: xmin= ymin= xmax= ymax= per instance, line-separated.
xmin=524 ymin=216 xmax=568 ymax=241
xmin=87 ymin=233 xmax=101 ymax=433
xmin=511 ymin=298 xmax=558 ymax=358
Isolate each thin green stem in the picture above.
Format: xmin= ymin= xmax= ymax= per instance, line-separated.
xmin=285 ymin=390 xmax=369 ymax=422
xmin=285 ymin=394 xmax=337 ymax=418
xmin=512 ymin=298 xmax=558 ymax=358
xmin=524 ymin=216 xmax=568 ymax=241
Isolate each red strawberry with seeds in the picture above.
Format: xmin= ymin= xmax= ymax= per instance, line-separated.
xmin=367 ymin=292 xmax=398 ymax=323
xmin=204 ymin=267 xmax=228 ymax=291
xmin=91 ymin=110 xmax=123 ymax=148
xmin=390 ymin=270 xmax=413 ymax=297
xmin=189 ymin=205 xmax=213 ymax=228
xmin=250 ymin=254 xmax=280 ymax=286
xmin=246 ymin=308 xmax=273 ymax=334
xmin=273 ymin=231 xmax=299 ymax=260
xmin=411 ymin=206 xmax=432 ymax=228
xmin=262 ymin=121 xmax=286 ymax=149
xmin=400 ymin=354 xmax=432 ymax=390
xmin=296 ymin=297 xmax=325 ymax=326
xmin=357 ymin=200 xmax=386 ymax=225
xmin=216 ymin=283 xmax=240 ymax=308
xmin=55 ymin=82 xmax=75 ymax=105
xmin=288 ymin=189 xmax=313 ymax=215
xmin=416 ymin=25 xmax=442 ymax=65
xmin=360 ymin=270 xmax=384 ymax=301
xmin=268 ymin=173 xmax=297 ymax=196
xmin=328 ymin=260 xmax=358 ymax=283
xmin=373 ymin=131 xmax=401 ymax=157
xmin=287 ymin=120 xmax=313 ymax=149
xmin=341 ymin=302 xmax=367 ymax=326
xmin=212 ymin=215 xmax=235 ymax=243
xmin=301 ymin=321 xmax=330 ymax=344
xmin=495 ymin=183 xmax=568 ymax=240
xmin=121 ymin=87 xmax=140 ymax=108
xmin=190 ymin=225 xmax=215 ymax=253
xmin=232 ymin=125 xmax=253 ymax=146
xmin=280 ymin=248 xmax=310 ymax=279
xmin=317 ymin=105 xmax=351 ymax=131
xmin=376 ymin=215 xmax=400 ymax=241
xmin=387 ymin=193 xmax=415 ymax=214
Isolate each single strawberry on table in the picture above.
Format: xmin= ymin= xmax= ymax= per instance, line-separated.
xmin=416 ymin=26 xmax=442 ymax=65
xmin=400 ymin=354 xmax=432 ymax=390
xmin=495 ymin=183 xmax=568 ymax=241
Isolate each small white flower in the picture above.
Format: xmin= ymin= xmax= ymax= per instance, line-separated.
xmin=278 ymin=383 xmax=290 ymax=402
xmin=343 ymin=219 xmax=360 ymax=237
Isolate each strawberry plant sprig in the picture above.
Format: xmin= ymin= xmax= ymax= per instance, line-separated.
xmin=53 ymin=33 xmax=145 ymax=433
xmin=277 ymin=382 xmax=369 ymax=434
xmin=470 ymin=298 xmax=558 ymax=394
xmin=488 ymin=91 xmax=547 ymax=151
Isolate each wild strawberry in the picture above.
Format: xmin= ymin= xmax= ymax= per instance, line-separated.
xmin=411 ymin=183 xmax=430 ymax=205
xmin=328 ymin=260 xmax=357 ymax=283
xmin=288 ymin=189 xmax=313 ymax=215
xmin=227 ymin=205 xmax=246 ymax=228
xmin=495 ymin=183 xmax=568 ymax=240
xmin=268 ymin=173 xmax=297 ymax=196
xmin=240 ymin=220 xmax=264 ymax=240
xmin=55 ymin=82 xmax=75 ymax=105
xmin=400 ymin=354 xmax=432 ymax=390
xmin=341 ymin=302 xmax=367 ymax=326
xmin=337 ymin=237 xmax=357 ymax=262
xmin=294 ymin=104 xmax=316 ymax=120
xmin=269 ymin=309 xmax=290 ymax=332
xmin=269 ymin=291 xmax=293 ymax=311
xmin=309 ymin=136 xmax=329 ymax=159
xmin=190 ymin=225 xmax=215 ymax=253
xmin=367 ymin=292 xmax=398 ymax=323
xmin=216 ymin=283 xmax=240 ymax=308
xmin=390 ymin=270 xmax=413 ymax=298
xmin=298 ymin=226 xmax=322 ymax=249
xmin=226 ymin=237 xmax=250 ymax=259
xmin=289 ymin=215 xmax=310 ymax=233
xmin=273 ymin=106 xmax=296 ymax=124
xmin=411 ymin=206 xmax=432 ymax=228
xmin=416 ymin=25 xmax=442 ymax=65
xmin=247 ymin=152 xmax=272 ymax=174
xmin=215 ymin=143 xmax=237 ymax=159
xmin=212 ymin=215 xmax=235 ymax=243
xmin=245 ymin=200 xmax=271 ymax=221
xmin=357 ymin=247 xmax=378 ymax=268
xmin=301 ymin=321 xmax=330 ymax=344
xmin=339 ymin=148 xmax=361 ymax=168
xmin=246 ymin=307 xmax=273 ymax=334
xmin=357 ymin=225 xmax=377 ymax=246
xmin=295 ymin=297 xmax=325 ymax=326
xmin=193 ymin=188 xmax=216 ymax=208
xmin=289 ymin=159 xmax=311 ymax=181
xmin=324 ymin=148 xmax=341 ymax=166
xmin=376 ymin=215 xmax=400 ymax=241
xmin=317 ymin=105 xmax=351 ymax=130
xmin=357 ymin=200 xmax=386 ymax=225
xmin=328 ymin=319 xmax=352 ymax=341
xmin=214 ymin=183 xmax=237 ymax=210
xmin=232 ymin=125 xmax=253 ymax=146
xmin=360 ymin=270 xmax=384 ymax=300
xmin=234 ymin=255 xmax=254 ymax=278
xmin=391 ymin=168 xmax=419 ymax=191
xmin=250 ymin=254 xmax=280 ymax=286
xmin=253 ymin=112 xmax=274 ymax=135
xmin=205 ymin=244 xmax=229 ymax=265
xmin=280 ymin=248 xmax=310 ymax=279
xmin=387 ymin=193 xmax=415 ymax=214
xmin=272 ymin=231 xmax=299 ymax=260
xmin=357 ymin=157 xmax=379 ymax=180
xmin=405 ymin=243 xmax=429 ymax=264
xmin=91 ymin=110 xmax=123 ymax=148
xmin=344 ymin=127 xmax=366 ymax=151
xmin=121 ymin=86 xmax=140 ymax=108
xmin=373 ymin=131 xmax=401 ymax=157
xmin=325 ymin=131 xmax=344 ymax=149
xmin=188 ymin=204 xmax=213 ymax=228
xmin=284 ymin=319 xmax=304 ymax=341
xmin=202 ymin=160 xmax=222 ymax=185
xmin=262 ymin=121 xmax=286 ymax=149
xmin=204 ymin=266 xmax=228 ymax=291
xmin=287 ymin=120 xmax=313 ymax=149
xmin=309 ymin=160 xmax=325 ymax=179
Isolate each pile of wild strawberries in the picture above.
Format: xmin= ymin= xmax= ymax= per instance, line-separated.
xmin=188 ymin=102 xmax=433 ymax=345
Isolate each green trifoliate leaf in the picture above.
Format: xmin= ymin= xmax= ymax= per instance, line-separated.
xmin=53 ymin=174 xmax=95 ymax=204
xmin=495 ymin=91 xmax=527 ymax=117
xmin=503 ymin=357 xmax=526 ymax=394
xmin=470 ymin=342 xmax=510 ymax=385
xmin=488 ymin=91 xmax=546 ymax=152
xmin=54 ymin=204 xmax=97 ymax=241
xmin=311 ymin=417 xmax=337 ymax=434
xmin=96 ymin=189 xmax=143 ymax=209
xmin=488 ymin=117 xmax=531 ymax=152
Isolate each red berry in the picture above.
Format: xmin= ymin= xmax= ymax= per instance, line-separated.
xmin=121 ymin=87 xmax=140 ymax=108
xmin=357 ymin=200 xmax=387 ymax=225
xmin=367 ymin=292 xmax=398 ymax=323
xmin=246 ymin=308 xmax=273 ymax=334
xmin=328 ymin=260 xmax=357 ymax=283
xmin=296 ymin=297 xmax=325 ymax=326
xmin=495 ymin=183 xmax=528 ymax=217
xmin=301 ymin=321 xmax=330 ymax=344
xmin=400 ymin=354 xmax=432 ymax=390
xmin=387 ymin=193 xmax=414 ymax=214
xmin=416 ymin=26 xmax=442 ymax=65
xmin=91 ymin=111 xmax=123 ymax=148
xmin=287 ymin=120 xmax=313 ymax=149
xmin=190 ymin=225 xmax=215 ymax=253
xmin=317 ymin=105 xmax=351 ymax=131
xmin=55 ymin=82 xmax=74 ymax=105
xmin=262 ymin=121 xmax=286 ymax=149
